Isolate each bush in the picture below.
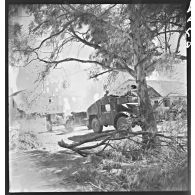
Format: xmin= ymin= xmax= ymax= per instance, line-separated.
xmin=9 ymin=128 xmax=41 ymax=151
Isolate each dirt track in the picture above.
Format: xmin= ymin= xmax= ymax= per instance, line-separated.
xmin=9 ymin=123 xmax=143 ymax=192
xmin=9 ymin=125 xmax=99 ymax=192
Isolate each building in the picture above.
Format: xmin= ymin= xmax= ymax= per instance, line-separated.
xmin=110 ymin=79 xmax=187 ymax=109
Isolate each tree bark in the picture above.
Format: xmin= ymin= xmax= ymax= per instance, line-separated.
xmin=136 ymin=64 xmax=158 ymax=147
xmin=129 ymin=5 xmax=158 ymax=147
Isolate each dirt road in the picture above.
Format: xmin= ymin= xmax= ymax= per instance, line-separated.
xmin=9 ymin=124 xmax=142 ymax=192
xmin=9 ymin=125 xmax=102 ymax=192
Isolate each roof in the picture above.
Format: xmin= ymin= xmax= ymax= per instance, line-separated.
xmin=147 ymin=80 xmax=187 ymax=97
xmin=110 ymin=79 xmax=187 ymax=97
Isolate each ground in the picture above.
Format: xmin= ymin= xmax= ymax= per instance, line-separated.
xmin=9 ymin=120 xmax=187 ymax=192
xmin=9 ymin=124 xmax=117 ymax=192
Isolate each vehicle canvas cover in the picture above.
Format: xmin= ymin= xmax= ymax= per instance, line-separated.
xmin=87 ymin=96 xmax=110 ymax=116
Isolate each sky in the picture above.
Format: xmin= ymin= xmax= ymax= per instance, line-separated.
xmin=11 ymin=45 xmax=106 ymax=113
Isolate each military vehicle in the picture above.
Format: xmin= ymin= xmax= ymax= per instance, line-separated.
xmin=86 ymin=91 xmax=141 ymax=133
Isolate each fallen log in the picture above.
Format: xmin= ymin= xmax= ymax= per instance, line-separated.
xmin=58 ymin=130 xmax=187 ymax=157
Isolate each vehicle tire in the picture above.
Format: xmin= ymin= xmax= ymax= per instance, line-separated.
xmin=116 ymin=116 xmax=131 ymax=131
xmin=91 ymin=118 xmax=103 ymax=133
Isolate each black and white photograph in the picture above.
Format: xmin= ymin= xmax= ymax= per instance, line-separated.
xmin=7 ymin=2 xmax=190 ymax=192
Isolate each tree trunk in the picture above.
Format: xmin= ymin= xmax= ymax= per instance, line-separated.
xmin=129 ymin=5 xmax=158 ymax=148
xmin=136 ymin=64 xmax=158 ymax=148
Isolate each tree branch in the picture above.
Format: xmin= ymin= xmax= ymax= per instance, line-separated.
xmin=36 ymin=56 xmax=105 ymax=67
xmin=70 ymin=28 xmax=101 ymax=50
xmin=119 ymin=59 xmax=136 ymax=78
xmin=175 ymin=30 xmax=185 ymax=53
xmin=32 ymin=19 xmax=75 ymax=51
xmin=58 ymin=131 xmax=115 ymax=149
xmin=32 ymin=13 xmax=69 ymax=33
xmin=33 ymin=50 xmax=134 ymax=76
xmin=99 ymin=4 xmax=117 ymax=17
xmin=9 ymin=89 xmax=27 ymax=97
xmin=156 ymin=30 xmax=184 ymax=36
xmin=89 ymin=70 xmax=113 ymax=79
xmin=71 ymin=31 xmax=135 ymax=75
xmin=77 ymin=136 xmax=111 ymax=151
xmin=174 ymin=54 xmax=187 ymax=60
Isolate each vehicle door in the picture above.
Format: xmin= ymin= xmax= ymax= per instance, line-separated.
xmin=99 ymin=97 xmax=116 ymax=126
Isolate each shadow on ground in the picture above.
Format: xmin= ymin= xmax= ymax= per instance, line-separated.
xmin=9 ymin=149 xmax=89 ymax=192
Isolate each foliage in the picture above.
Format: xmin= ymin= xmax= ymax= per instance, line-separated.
xmin=58 ymin=114 xmax=188 ymax=191
xmin=155 ymin=98 xmax=187 ymax=122
xmin=9 ymin=128 xmax=41 ymax=151
xmin=67 ymin=141 xmax=188 ymax=191
xmin=9 ymin=4 xmax=187 ymax=78
xmin=67 ymin=118 xmax=188 ymax=191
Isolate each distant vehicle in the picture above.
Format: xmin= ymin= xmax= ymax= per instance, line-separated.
xmin=46 ymin=113 xmax=65 ymax=131
xmin=65 ymin=112 xmax=88 ymax=130
xmin=45 ymin=111 xmax=87 ymax=131
xmin=86 ymin=91 xmax=142 ymax=133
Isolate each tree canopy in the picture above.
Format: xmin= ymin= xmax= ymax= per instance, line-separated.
xmin=9 ymin=4 xmax=187 ymax=80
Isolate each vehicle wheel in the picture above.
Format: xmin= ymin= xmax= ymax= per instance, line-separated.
xmin=116 ymin=116 xmax=131 ymax=131
xmin=91 ymin=118 xmax=103 ymax=133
